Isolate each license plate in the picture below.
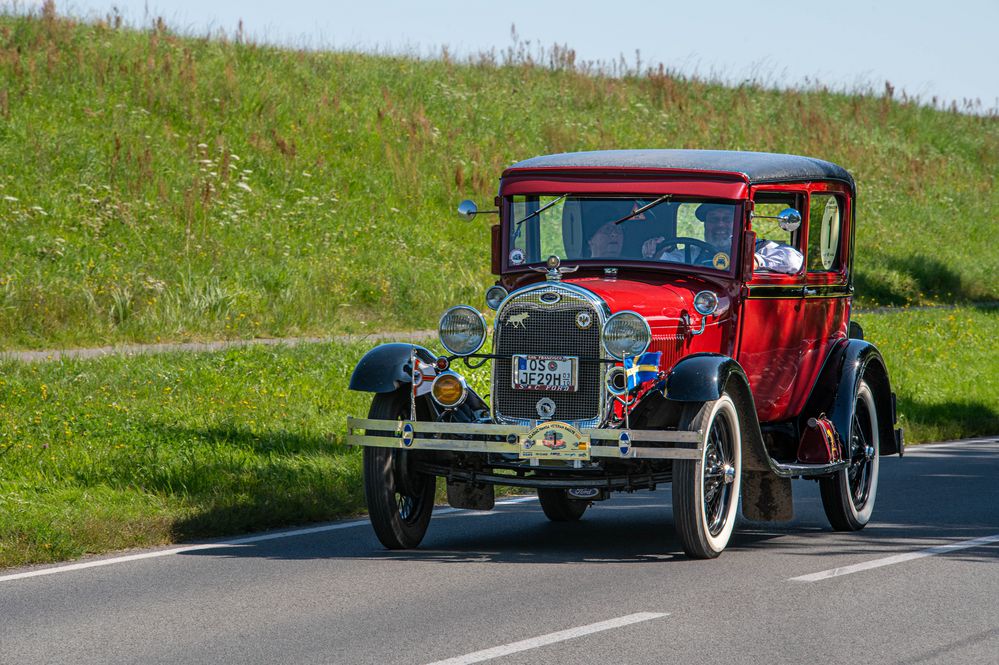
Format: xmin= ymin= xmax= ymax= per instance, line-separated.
xmin=512 ymin=355 xmax=577 ymax=392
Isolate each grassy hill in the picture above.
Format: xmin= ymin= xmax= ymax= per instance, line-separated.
xmin=0 ymin=10 xmax=997 ymax=350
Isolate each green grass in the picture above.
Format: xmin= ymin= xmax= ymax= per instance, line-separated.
xmin=855 ymin=306 xmax=999 ymax=443
xmin=1 ymin=308 xmax=995 ymax=568
xmin=0 ymin=341 xmax=375 ymax=567
xmin=0 ymin=10 xmax=997 ymax=350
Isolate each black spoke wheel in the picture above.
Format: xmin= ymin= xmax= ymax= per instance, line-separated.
xmin=537 ymin=488 xmax=588 ymax=522
xmin=363 ymin=391 xmax=436 ymax=549
xmin=674 ymin=394 xmax=742 ymax=559
xmin=820 ymin=379 xmax=880 ymax=531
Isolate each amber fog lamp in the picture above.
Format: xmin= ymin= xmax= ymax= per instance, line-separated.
xmin=438 ymin=305 xmax=487 ymax=356
xmin=485 ymin=285 xmax=508 ymax=311
xmin=431 ymin=371 xmax=467 ymax=408
xmin=602 ymin=311 xmax=651 ymax=360
xmin=693 ymin=291 xmax=719 ymax=316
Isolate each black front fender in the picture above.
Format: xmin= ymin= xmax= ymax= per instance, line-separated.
xmin=665 ymin=353 xmax=746 ymax=402
xmin=349 ymin=343 xmax=437 ymax=394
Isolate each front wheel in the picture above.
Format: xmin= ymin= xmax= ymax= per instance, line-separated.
xmin=673 ymin=394 xmax=742 ymax=559
xmin=537 ymin=488 xmax=588 ymax=522
xmin=820 ymin=380 xmax=880 ymax=531
xmin=363 ymin=391 xmax=436 ymax=549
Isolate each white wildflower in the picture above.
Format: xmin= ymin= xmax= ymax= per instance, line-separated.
xmin=236 ymin=182 xmax=252 ymax=193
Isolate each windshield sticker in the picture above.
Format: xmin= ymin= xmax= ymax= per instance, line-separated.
xmin=509 ymin=248 xmax=525 ymax=265
xmin=712 ymin=252 xmax=730 ymax=270
xmin=629 ymin=201 xmax=647 ymax=220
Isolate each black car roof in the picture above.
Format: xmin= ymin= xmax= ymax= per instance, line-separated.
xmin=505 ymin=149 xmax=855 ymax=193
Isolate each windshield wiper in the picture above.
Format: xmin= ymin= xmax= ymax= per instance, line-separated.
xmin=513 ymin=193 xmax=570 ymax=229
xmin=613 ymin=195 xmax=671 ymax=225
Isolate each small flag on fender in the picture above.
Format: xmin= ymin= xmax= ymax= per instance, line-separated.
xmin=624 ymin=351 xmax=661 ymax=391
xmin=412 ymin=358 xmax=436 ymax=398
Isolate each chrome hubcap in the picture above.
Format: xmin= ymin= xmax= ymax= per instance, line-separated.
xmin=722 ymin=464 xmax=736 ymax=485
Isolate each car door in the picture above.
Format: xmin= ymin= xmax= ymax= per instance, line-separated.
xmin=797 ymin=186 xmax=852 ymax=409
xmin=736 ymin=188 xmax=807 ymax=423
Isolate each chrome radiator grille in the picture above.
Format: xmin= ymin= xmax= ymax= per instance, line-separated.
xmin=492 ymin=286 xmax=605 ymax=424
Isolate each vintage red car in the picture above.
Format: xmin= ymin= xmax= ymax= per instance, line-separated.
xmin=347 ymin=150 xmax=904 ymax=558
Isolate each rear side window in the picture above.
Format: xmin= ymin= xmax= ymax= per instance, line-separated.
xmin=752 ymin=193 xmax=803 ymax=248
xmin=807 ymin=194 xmax=843 ymax=272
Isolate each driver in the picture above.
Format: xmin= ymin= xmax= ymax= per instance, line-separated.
xmin=641 ymin=203 xmax=803 ymax=274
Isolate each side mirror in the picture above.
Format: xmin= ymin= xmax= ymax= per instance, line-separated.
xmin=750 ymin=207 xmax=802 ymax=232
xmin=777 ymin=208 xmax=802 ymax=232
xmin=457 ymin=200 xmax=478 ymax=221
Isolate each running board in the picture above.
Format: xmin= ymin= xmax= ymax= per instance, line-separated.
xmin=770 ymin=459 xmax=850 ymax=478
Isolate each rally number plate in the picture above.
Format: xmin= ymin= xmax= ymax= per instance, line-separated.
xmin=519 ymin=422 xmax=590 ymax=461
xmin=512 ymin=355 xmax=578 ymax=392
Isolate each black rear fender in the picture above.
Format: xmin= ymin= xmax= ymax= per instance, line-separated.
xmin=803 ymin=339 xmax=901 ymax=457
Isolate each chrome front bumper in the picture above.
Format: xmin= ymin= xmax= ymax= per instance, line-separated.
xmin=345 ymin=417 xmax=703 ymax=460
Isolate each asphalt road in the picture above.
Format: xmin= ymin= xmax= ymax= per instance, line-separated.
xmin=2 ymin=438 xmax=997 ymax=665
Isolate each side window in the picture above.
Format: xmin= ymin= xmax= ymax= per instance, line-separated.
xmin=751 ymin=192 xmax=804 ymax=274
xmin=752 ymin=193 xmax=802 ymax=247
xmin=807 ymin=194 xmax=843 ymax=272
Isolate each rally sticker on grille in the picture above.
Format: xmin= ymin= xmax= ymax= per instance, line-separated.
xmin=520 ymin=422 xmax=590 ymax=460
xmin=512 ymin=355 xmax=577 ymax=392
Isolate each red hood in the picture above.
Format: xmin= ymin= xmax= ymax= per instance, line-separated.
xmin=563 ymin=275 xmax=729 ymax=331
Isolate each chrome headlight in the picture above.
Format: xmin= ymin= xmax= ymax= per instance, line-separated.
xmin=438 ymin=305 xmax=487 ymax=356
xmin=602 ymin=311 xmax=651 ymax=360
xmin=693 ymin=290 xmax=719 ymax=316
xmin=485 ymin=285 xmax=508 ymax=310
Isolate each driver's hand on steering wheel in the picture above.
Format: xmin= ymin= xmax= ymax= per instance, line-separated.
xmin=642 ymin=236 xmax=672 ymax=258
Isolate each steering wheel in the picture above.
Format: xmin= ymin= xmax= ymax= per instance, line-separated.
xmin=666 ymin=237 xmax=719 ymax=265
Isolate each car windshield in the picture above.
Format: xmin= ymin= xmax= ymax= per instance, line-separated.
xmin=507 ymin=195 xmax=739 ymax=271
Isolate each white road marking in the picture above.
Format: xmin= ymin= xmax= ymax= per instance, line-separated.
xmin=423 ymin=612 xmax=669 ymax=665
xmin=0 ymin=496 xmax=538 ymax=583
xmin=790 ymin=532 xmax=999 ymax=582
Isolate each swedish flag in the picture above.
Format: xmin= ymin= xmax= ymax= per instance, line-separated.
xmin=624 ymin=351 xmax=662 ymax=391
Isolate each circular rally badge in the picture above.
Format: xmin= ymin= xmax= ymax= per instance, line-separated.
xmin=712 ymin=252 xmax=730 ymax=270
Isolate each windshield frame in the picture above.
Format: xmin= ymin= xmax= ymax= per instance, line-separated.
xmin=502 ymin=193 xmax=745 ymax=277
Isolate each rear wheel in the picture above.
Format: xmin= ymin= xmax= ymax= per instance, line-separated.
xmin=363 ymin=391 xmax=436 ymax=549
xmin=537 ymin=488 xmax=588 ymax=522
xmin=820 ymin=380 xmax=879 ymax=531
xmin=674 ymin=394 xmax=742 ymax=559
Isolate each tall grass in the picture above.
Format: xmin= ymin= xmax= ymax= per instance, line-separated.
xmin=0 ymin=7 xmax=996 ymax=350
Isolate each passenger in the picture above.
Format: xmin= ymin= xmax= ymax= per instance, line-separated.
xmin=581 ymin=201 xmax=631 ymax=258
xmin=585 ymin=219 xmax=625 ymax=258
xmin=641 ymin=203 xmax=803 ymax=274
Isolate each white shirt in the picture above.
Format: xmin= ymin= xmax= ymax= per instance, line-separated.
xmin=754 ymin=239 xmax=803 ymax=274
